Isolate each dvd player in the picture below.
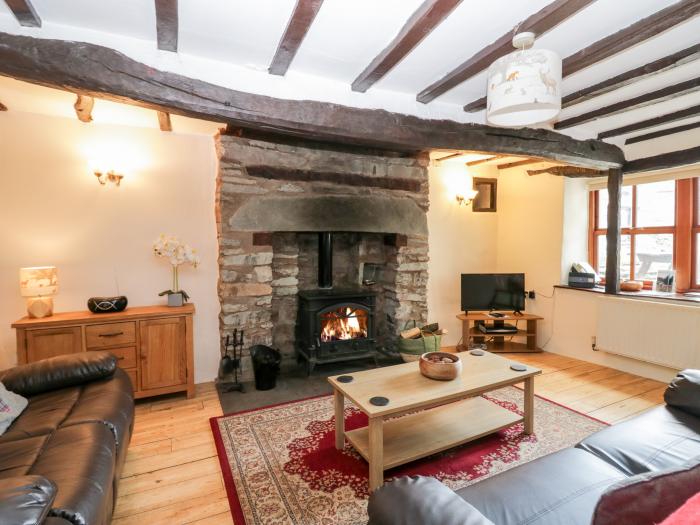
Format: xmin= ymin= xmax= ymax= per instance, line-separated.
xmin=478 ymin=323 xmax=518 ymax=334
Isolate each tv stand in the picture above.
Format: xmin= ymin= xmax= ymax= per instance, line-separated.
xmin=456 ymin=311 xmax=543 ymax=353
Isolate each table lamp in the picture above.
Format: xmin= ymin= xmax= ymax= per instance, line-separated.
xmin=19 ymin=266 xmax=58 ymax=318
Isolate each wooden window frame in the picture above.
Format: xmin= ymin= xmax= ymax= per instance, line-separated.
xmin=589 ymin=178 xmax=697 ymax=292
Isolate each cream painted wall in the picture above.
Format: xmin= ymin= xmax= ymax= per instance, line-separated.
xmin=427 ymin=163 xmax=498 ymax=346
xmin=0 ymin=111 xmax=221 ymax=383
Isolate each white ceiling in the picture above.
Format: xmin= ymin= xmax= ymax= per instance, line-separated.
xmin=0 ymin=0 xmax=698 ymax=155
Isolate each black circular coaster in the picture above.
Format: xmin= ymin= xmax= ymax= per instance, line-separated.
xmin=337 ymin=375 xmax=354 ymax=383
xmin=510 ymin=364 xmax=527 ymax=372
xmin=370 ymin=396 xmax=389 ymax=406
xmin=469 ymin=350 xmax=485 ymax=356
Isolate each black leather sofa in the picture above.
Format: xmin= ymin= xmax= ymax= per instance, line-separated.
xmin=0 ymin=352 xmax=134 ymax=525
xmin=368 ymin=370 xmax=700 ymax=525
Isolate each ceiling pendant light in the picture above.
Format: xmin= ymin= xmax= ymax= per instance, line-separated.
xmin=486 ymin=32 xmax=562 ymax=127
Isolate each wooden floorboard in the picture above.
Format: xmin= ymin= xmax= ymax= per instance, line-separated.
xmin=115 ymin=351 xmax=666 ymax=524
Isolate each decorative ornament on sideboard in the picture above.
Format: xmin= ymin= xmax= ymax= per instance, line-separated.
xmin=87 ymin=296 xmax=128 ymax=313
xmin=153 ymin=234 xmax=200 ymax=307
xmin=486 ymin=31 xmax=562 ymax=127
xmin=19 ymin=266 xmax=58 ymax=319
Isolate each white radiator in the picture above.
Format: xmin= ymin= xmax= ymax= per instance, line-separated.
xmin=596 ymin=296 xmax=700 ymax=369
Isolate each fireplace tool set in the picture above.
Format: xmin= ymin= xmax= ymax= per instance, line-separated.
xmin=217 ymin=328 xmax=245 ymax=393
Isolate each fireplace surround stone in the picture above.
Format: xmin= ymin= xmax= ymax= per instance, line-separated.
xmin=216 ymin=130 xmax=430 ymax=379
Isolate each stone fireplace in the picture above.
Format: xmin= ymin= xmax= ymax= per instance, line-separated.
xmin=216 ymin=130 xmax=430 ymax=379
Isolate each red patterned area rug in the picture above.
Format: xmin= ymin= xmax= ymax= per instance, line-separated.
xmin=210 ymin=387 xmax=606 ymax=525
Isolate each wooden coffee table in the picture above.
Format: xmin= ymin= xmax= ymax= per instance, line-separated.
xmin=328 ymin=351 xmax=541 ymax=492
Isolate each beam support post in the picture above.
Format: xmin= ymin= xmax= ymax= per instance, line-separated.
xmin=605 ymin=169 xmax=622 ymax=294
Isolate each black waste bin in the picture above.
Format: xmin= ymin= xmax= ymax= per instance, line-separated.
xmin=250 ymin=345 xmax=281 ymax=391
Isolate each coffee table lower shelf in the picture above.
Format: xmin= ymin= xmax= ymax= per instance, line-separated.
xmin=345 ymin=396 xmax=522 ymax=470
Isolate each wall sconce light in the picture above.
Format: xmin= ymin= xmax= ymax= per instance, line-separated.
xmin=94 ymin=170 xmax=124 ymax=187
xmin=456 ymin=189 xmax=478 ymax=206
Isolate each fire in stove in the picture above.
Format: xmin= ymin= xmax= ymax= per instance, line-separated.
xmin=320 ymin=306 xmax=369 ymax=342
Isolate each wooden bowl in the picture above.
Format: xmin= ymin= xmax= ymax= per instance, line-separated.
xmin=419 ymin=352 xmax=462 ymax=381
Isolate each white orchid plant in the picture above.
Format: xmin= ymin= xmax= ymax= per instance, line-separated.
xmin=153 ymin=234 xmax=200 ymax=302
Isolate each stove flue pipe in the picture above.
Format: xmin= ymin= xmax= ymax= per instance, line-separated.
xmin=318 ymin=232 xmax=333 ymax=289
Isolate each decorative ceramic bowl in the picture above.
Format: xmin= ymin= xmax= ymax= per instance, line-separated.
xmin=419 ymin=352 xmax=462 ymax=381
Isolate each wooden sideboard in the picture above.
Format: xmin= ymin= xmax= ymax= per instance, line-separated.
xmin=12 ymin=304 xmax=195 ymax=399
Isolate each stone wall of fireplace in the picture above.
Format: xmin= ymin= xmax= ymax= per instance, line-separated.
xmin=216 ymin=130 xmax=430 ymax=378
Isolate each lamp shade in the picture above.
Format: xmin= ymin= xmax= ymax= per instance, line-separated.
xmin=19 ymin=266 xmax=58 ymax=297
xmin=486 ymin=47 xmax=562 ymax=127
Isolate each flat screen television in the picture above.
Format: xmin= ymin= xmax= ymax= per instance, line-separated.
xmin=461 ymin=273 xmax=525 ymax=313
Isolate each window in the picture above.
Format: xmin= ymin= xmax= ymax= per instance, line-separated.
xmin=590 ymin=178 xmax=698 ymax=291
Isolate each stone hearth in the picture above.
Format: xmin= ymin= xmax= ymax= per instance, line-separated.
xmin=215 ymin=131 xmax=430 ymax=379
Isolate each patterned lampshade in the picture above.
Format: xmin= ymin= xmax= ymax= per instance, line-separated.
xmin=486 ymin=33 xmax=562 ymax=127
xmin=19 ymin=266 xmax=58 ymax=297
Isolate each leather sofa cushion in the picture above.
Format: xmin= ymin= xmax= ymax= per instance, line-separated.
xmin=592 ymin=459 xmax=700 ymax=525
xmin=0 ymin=435 xmax=49 ymax=478
xmin=0 ymin=352 xmax=116 ymax=398
xmin=457 ymin=448 xmax=625 ymax=525
xmin=62 ymin=368 xmax=134 ymax=452
xmin=30 ymin=423 xmax=116 ymax=525
xmin=0 ymin=388 xmax=81 ymax=444
xmin=368 ymin=476 xmax=494 ymax=525
xmin=576 ymin=405 xmax=700 ymax=476
xmin=0 ymin=475 xmax=56 ymax=525
xmin=664 ymin=370 xmax=700 ymax=417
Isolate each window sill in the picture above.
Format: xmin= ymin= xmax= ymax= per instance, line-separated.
xmin=554 ymin=285 xmax=700 ymax=305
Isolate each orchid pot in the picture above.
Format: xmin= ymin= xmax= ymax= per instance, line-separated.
xmin=153 ymin=234 xmax=200 ymax=307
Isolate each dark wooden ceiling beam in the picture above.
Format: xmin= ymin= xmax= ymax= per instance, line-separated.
xmin=73 ymin=94 xmax=94 ymax=123
xmin=598 ymin=104 xmax=700 ymax=140
xmin=417 ymin=0 xmax=595 ymax=104
xmin=4 ymin=0 xmax=41 ymax=27
xmin=625 ymin=120 xmax=700 ymax=145
xmin=463 ymin=1 xmax=700 ymax=113
xmin=528 ymin=166 xmax=606 ymax=177
xmin=555 ymin=77 xmax=700 ymax=130
xmin=0 ymin=31 xmax=624 ymax=169
xmin=623 ymin=146 xmax=700 ymax=174
xmin=352 ymin=0 xmax=462 ymax=93
xmin=154 ymin=0 xmax=178 ymax=52
xmin=157 ymin=110 xmax=172 ymax=131
xmin=269 ymin=0 xmax=323 ymax=76
xmin=562 ymin=44 xmax=700 ymax=109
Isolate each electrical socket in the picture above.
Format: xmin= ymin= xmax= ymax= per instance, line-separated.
xmin=591 ymin=336 xmax=597 ymax=350
xmin=528 ymin=290 xmax=536 ymax=299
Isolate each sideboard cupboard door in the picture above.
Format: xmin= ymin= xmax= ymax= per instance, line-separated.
xmin=25 ymin=327 xmax=82 ymax=362
xmin=139 ymin=317 xmax=187 ymax=391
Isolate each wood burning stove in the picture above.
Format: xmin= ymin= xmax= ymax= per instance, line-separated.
xmin=296 ymin=233 xmax=378 ymax=374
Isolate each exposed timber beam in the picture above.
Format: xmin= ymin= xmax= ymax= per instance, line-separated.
xmin=598 ymin=104 xmax=700 ymax=140
xmin=605 ymin=169 xmax=622 ymax=294
xmin=352 ymin=0 xmax=462 ymax=93
xmin=563 ymin=44 xmax=700 ymax=109
xmin=73 ymin=94 xmax=94 ymax=123
xmin=625 ymin=121 xmax=700 ymax=145
xmin=154 ymin=0 xmax=178 ymax=52
xmin=157 ymin=111 xmax=172 ymax=131
xmin=527 ymin=166 xmax=606 ymax=177
xmin=417 ymin=0 xmax=593 ymax=104
xmin=0 ymin=32 xmax=624 ymax=169
xmin=435 ymin=152 xmax=466 ymax=162
xmin=466 ymin=155 xmax=506 ymax=167
xmin=498 ymin=158 xmax=545 ymax=170
xmin=269 ymin=0 xmax=323 ymax=76
xmin=4 ymin=0 xmax=41 ymax=27
xmin=555 ymin=77 xmax=700 ymax=130
xmin=463 ymin=1 xmax=700 ymax=113
xmin=623 ymin=146 xmax=700 ymax=174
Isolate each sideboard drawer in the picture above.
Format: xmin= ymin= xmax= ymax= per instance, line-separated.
xmin=89 ymin=345 xmax=137 ymax=368
xmin=86 ymin=322 xmax=136 ymax=348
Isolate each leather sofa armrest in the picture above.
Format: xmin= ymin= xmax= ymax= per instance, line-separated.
xmin=0 ymin=475 xmax=57 ymax=525
xmin=0 ymin=352 xmax=117 ymax=397
xmin=664 ymin=369 xmax=700 ymax=417
xmin=367 ymin=476 xmax=494 ymax=525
